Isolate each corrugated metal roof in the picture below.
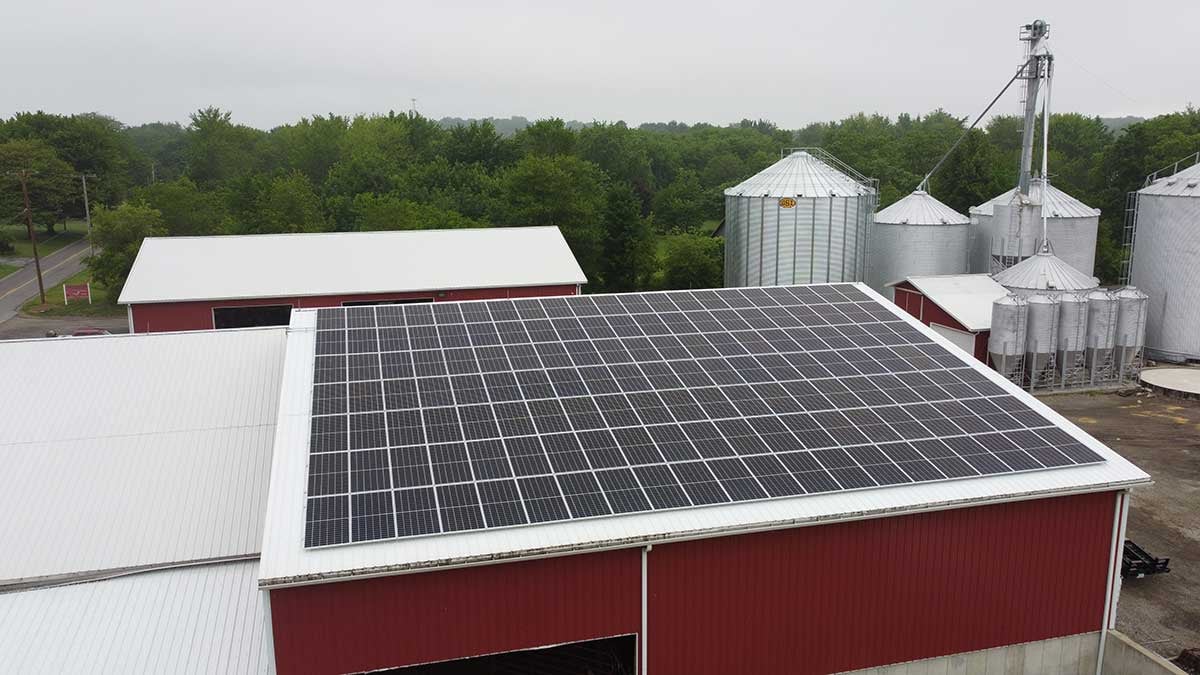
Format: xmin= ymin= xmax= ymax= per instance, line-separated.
xmin=0 ymin=560 xmax=274 ymax=674
xmin=969 ymin=179 xmax=1100 ymax=218
xmin=992 ymin=251 xmax=1099 ymax=292
xmin=258 ymin=286 xmax=1149 ymax=588
xmin=119 ymin=226 xmax=588 ymax=304
xmin=893 ymin=274 xmax=1008 ymax=331
xmin=1139 ymin=161 xmax=1200 ymax=197
xmin=874 ymin=190 xmax=970 ymax=226
xmin=0 ymin=329 xmax=285 ymax=585
xmin=724 ymin=151 xmax=872 ymax=198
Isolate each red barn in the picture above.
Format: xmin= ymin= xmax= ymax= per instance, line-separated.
xmin=257 ymin=283 xmax=1149 ymax=674
xmin=889 ymin=274 xmax=1008 ymax=363
xmin=118 ymin=226 xmax=586 ymax=333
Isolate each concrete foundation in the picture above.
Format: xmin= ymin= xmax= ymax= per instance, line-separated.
xmin=1140 ymin=367 xmax=1200 ymax=399
xmin=841 ymin=630 xmax=1185 ymax=675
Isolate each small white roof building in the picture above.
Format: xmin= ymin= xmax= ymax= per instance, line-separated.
xmin=119 ymin=226 xmax=587 ymax=305
xmin=891 ymin=274 xmax=1010 ymax=332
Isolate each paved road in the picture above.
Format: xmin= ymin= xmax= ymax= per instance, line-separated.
xmin=0 ymin=237 xmax=92 ymax=322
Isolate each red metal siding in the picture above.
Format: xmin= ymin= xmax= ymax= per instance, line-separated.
xmin=891 ymin=282 xmax=989 ymax=362
xmin=647 ymin=491 xmax=1116 ymax=674
xmin=268 ymin=548 xmax=641 ymax=675
xmin=127 ymin=284 xmax=578 ymax=333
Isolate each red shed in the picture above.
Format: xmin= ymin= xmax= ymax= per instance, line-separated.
xmin=889 ymin=274 xmax=1008 ymax=363
xmin=118 ymin=226 xmax=586 ymax=333
xmin=258 ymin=284 xmax=1149 ymax=674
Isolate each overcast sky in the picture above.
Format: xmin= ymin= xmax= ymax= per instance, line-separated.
xmin=3 ymin=0 xmax=1196 ymax=130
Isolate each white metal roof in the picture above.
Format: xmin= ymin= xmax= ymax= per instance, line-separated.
xmin=258 ymin=286 xmax=1149 ymax=588
xmin=724 ymin=151 xmax=872 ymax=198
xmin=874 ymin=190 xmax=970 ymax=226
xmin=0 ymin=560 xmax=274 ymax=674
xmin=1139 ymin=161 xmax=1200 ymax=197
xmin=992 ymin=251 xmax=1099 ymax=292
xmin=969 ymin=179 xmax=1100 ymax=218
xmin=118 ymin=226 xmax=588 ymax=305
xmin=891 ymin=274 xmax=1009 ymax=332
xmin=0 ymin=328 xmax=285 ymax=586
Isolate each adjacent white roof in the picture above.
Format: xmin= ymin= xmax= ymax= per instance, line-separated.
xmin=1139 ymin=161 xmax=1200 ymax=197
xmin=724 ymin=150 xmax=872 ymax=198
xmin=0 ymin=560 xmax=274 ymax=675
xmin=891 ymin=274 xmax=1009 ymax=331
xmin=970 ymin=179 xmax=1100 ymax=218
xmin=992 ymin=251 xmax=1099 ymax=293
xmin=258 ymin=285 xmax=1149 ymax=589
xmin=0 ymin=328 xmax=285 ymax=586
xmin=119 ymin=226 xmax=587 ymax=305
xmin=874 ymin=190 xmax=970 ymax=226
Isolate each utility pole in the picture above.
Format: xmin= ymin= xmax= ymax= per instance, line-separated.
xmin=79 ymin=173 xmax=96 ymax=257
xmin=16 ymin=171 xmax=47 ymax=305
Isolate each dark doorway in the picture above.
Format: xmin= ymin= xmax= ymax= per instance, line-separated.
xmin=342 ymin=298 xmax=434 ymax=306
xmin=375 ymin=634 xmax=637 ymax=675
xmin=212 ymin=304 xmax=293 ymax=329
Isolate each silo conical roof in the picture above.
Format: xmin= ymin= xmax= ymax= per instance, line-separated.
xmin=1138 ymin=161 xmax=1200 ymax=197
xmin=969 ymin=178 xmax=1099 ymax=218
xmin=724 ymin=150 xmax=872 ymax=198
xmin=992 ymin=250 xmax=1098 ymax=292
xmin=874 ymin=190 xmax=970 ymax=225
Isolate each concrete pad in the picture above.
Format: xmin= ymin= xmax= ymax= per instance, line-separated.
xmin=1141 ymin=367 xmax=1200 ymax=398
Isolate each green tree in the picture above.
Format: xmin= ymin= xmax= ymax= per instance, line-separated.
xmin=928 ymin=128 xmax=1006 ymax=214
xmin=185 ymin=107 xmax=267 ymax=186
xmin=86 ymin=202 xmax=165 ymax=298
xmin=514 ymin=119 xmax=576 ymax=156
xmin=443 ymin=121 xmax=514 ymax=169
xmin=270 ymin=115 xmax=348 ymax=184
xmin=600 ymin=184 xmax=656 ymax=292
xmin=133 ymin=177 xmax=227 ymax=236
xmin=659 ymin=233 xmax=723 ymax=289
xmin=123 ymin=122 xmax=188 ymax=183
xmin=0 ymin=139 xmax=75 ymax=235
xmin=577 ymin=122 xmax=653 ymax=198
xmin=352 ymin=193 xmax=483 ymax=231
xmin=650 ymin=170 xmax=707 ymax=232
xmin=240 ymin=172 xmax=327 ymax=234
xmin=0 ymin=112 xmax=138 ymax=206
xmin=491 ymin=155 xmax=607 ymax=276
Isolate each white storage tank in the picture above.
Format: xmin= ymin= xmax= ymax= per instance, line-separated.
xmin=1128 ymin=159 xmax=1200 ymax=361
xmin=992 ymin=249 xmax=1098 ymax=298
xmin=988 ymin=294 xmax=1028 ymax=379
xmin=1057 ymin=292 xmax=1089 ymax=382
xmin=969 ymin=178 xmax=1100 ymax=277
xmin=1085 ymin=289 xmax=1118 ymax=372
xmin=1114 ymin=286 xmax=1149 ymax=368
xmin=1025 ymin=294 xmax=1060 ymax=379
xmin=868 ymin=190 xmax=970 ymax=295
xmin=724 ymin=149 xmax=877 ymax=287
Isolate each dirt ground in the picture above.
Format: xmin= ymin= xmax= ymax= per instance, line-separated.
xmin=1043 ymin=390 xmax=1200 ymax=662
xmin=0 ymin=314 xmax=128 ymax=340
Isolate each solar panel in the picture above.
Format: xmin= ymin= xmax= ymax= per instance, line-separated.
xmin=302 ymin=284 xmax=1104 ymax=547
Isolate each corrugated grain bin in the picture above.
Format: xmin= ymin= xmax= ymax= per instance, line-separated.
xmin=1113 ymin=286 xmax=1148 ymax=368
xmin=1128 ymin=160 xmax=1200 ymax=361
xmin=1085 ymin=290 xmax=1118 ymax=371
xmin=724 ymin=149 xmax=876 ymax=287
xmin=868 ymin=190 xmax=970 ymax=295
xmin=969 ymin=178 xmax=1100 ymax=277
xmin=989 ymin=294 xmax=1028 ymax=378
xmin=1025 ymin=294 xmax=1060 ymax=378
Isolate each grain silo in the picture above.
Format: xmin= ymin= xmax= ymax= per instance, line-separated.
xmin=1057 ymin=292 xmax=1089 ymax=385
xmin=1024 ymin=294 xmax=1060 ymax=386
xmin=1113 ymin=287 xmax=1149 ymax=369
xmin=1126 ymin=156 xmax=1200 ymax=362
xmin=988 ymin=294 xmax=1028 ymax=380
xmin=868 ymin=190 xmax=970 ymax=295
xmin=724 ymin=149 xmax=877 ymax=287
xmin=968 ymin=179 xmax=1100 ymax=277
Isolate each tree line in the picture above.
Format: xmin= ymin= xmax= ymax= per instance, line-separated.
xmin=1 ymin=107 xmax=1198 ymax=298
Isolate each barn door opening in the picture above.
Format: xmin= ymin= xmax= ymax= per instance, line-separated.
xmin=372 ymin=634 xmax=637 ymax=675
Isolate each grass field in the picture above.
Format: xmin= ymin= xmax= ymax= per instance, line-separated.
xmin=21 ymin=268 xmax=124 ymax=318
xmin=0 ymin=263 xmax=17 ymax=279
xmin=1 ymin=220 xmax=88 ymax=259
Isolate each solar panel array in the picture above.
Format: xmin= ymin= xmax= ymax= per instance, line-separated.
xmin=303 ymin=284 xmax=1103 ymax=547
